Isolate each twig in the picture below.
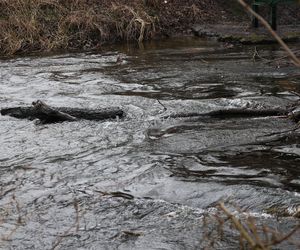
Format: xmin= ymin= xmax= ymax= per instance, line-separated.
xmin=237 ymin=0 xmax=300 ymax=67
xmin=252 ymin=46 xmax=259 ymax=62
xmin=51 ymin=199 xmax=80 ymax=250
xmin=218 ymin=203 xmax=300 ymax=249
xmin=251 ymin=46 xmax=293 ymax=65
xmin=263 ymin=50 xmax=300 ymax=65
xmin=252 ymin=46 xmax=269 ymax=62
xmin=157 ymin=99 xmax=167 ymax=112
xmin=94 ymin=190 xmax=134 ymax=200
xmin=200 ymin=58 xmax=209 ymax=64
xmin=247 ymin=217 xmax=264 ymax=248
xmin=265 ymin=225 xmax=300 ymax=247
xmin=289 ymin=91 xmax=300 ymax=98
xmin=0 ymin=195 xmax=23 ymax=241
xmin=256 ymin=125 xmax=299 ymax=139
xmin=218 ymin=202 xmax=260 ymax=249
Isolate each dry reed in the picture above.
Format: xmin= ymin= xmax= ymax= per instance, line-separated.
xmin=203 ymin=202 xmax=300 ymax=249
xmin=0 ymin=0 xmax=161 ymax=55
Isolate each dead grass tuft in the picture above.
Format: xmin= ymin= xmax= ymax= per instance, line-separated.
xmin=203 ymin=202 xmax=300 ymax=249
xmin=0 ymin=0 xmax=160 ymax=55
xmin=109 ymin=2 xmax=157 ymax=43
xmin=1 ymin=0 xmax=298 ymax=56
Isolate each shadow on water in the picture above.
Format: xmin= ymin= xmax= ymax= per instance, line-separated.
xmin=0 ymin=37 xmax=299 ymax=249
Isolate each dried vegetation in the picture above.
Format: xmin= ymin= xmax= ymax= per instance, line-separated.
xmin=203 ymin=202 xmax=300 ymax=250
xmin=0 ymin=0 xmax=153 ymax=55
xmin=0 ymin=0 xmax=299 ymax=56
xmin=0 ymin=0 xmax=222 ymax=56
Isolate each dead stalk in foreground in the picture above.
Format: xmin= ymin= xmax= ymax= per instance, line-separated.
xmin=237 ymin=0 xmax=300 ymax=67
xmin=51 ymin=199 xmax=80 ymax=250
xmin=217 ymin=202 xmax=300 ymax=250
xmin=0 ymin=195 xmax=23 ymax=242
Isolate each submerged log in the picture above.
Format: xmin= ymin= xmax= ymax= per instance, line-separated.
xmin=1 ymin=100 xmax=124 ymax=123
xmin=31 ymin=100 xmax=78 ymax=123
xmin=164 ymin=108 xmax=288 ymax=120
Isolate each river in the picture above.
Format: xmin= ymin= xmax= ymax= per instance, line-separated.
xmin=0 ymin=38 xmax=299 ymax=249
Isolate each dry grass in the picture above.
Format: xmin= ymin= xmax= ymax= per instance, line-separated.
xmin=0 ymin=0 xmax=161 ymax=55
xmin=0 ymin=0 xmax=298 ymax=56
xmin=0 ymin=194 xmax=24 ymax=242
xmin=0 ymin=0 xmax=241 ymax=56
xmin=203 ymin=202 xmax=300 ymax=249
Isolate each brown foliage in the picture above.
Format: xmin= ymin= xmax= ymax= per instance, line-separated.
xmin=203 ymin=202 xmax=300 ymax=249
xmin=0 ymin=0 xmax=160 ymax=55
xmin=1 ymin=0 xmax=298 ymax=56
xmin=0 ymin=0 xmax=240 ymax=56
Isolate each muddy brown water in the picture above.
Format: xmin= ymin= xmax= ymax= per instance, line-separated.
xmin=0 ymin=38 xmax=299 ymax=249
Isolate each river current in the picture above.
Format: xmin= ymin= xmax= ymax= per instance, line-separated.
xmin=0 ymin=38 xmax=299 ymax=249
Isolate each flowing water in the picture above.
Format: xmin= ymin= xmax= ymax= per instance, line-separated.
xmin=0 ymin=38 xmax=299 ymax=249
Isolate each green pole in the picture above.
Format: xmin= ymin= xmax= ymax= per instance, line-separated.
xmin=270 ymin=3 xmax=277 ymax=30
xmin=252 ymin=4 xmax=259 ymax=28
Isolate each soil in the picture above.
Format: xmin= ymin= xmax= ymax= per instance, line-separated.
xmin=154 ymin=0 xmax=300 ymax=34
xmin=191 ymin=24 xmax=300 ymax=44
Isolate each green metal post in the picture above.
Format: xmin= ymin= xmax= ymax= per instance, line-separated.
xmin=252 ymin=4 xmax=259 ymax=28
xmin=270 ymin=4 xmax=278 ymax=30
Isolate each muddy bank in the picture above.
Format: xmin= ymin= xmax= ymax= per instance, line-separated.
xmin=192 ymin=24 xmax=300 ymax=44
xmin=1 ymin=0 xmax=299 ymax=56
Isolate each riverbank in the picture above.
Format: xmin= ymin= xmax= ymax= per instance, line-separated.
xmin=1 ymin=0 xmax=299 ymax=56
xmin=192 ymin=24 xmax=300 ymax=44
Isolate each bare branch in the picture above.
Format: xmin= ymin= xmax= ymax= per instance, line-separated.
xmin=218 ymin=202 xmax=260 ymax=249
xmin=237 ymin=0 xmax=300 ymax=67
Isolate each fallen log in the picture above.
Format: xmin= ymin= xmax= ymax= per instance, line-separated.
xmin=163 ymin=108 xmax=288 ymax=120
xmin=32 ymin=100 xmax=78 ymax=123
xmin=1 ymin=100 xmax=124 ymax=123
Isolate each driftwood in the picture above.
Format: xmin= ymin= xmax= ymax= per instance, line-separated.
xmin=1 ymin=100 xmax=124 ymax=123
xmin=159 ymin=103 xmax=300 ymax=145
xmin=1 ymin=100 xmax=299 ymax=124
xmin=163 ymin=108 xmax=290 ymax=121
